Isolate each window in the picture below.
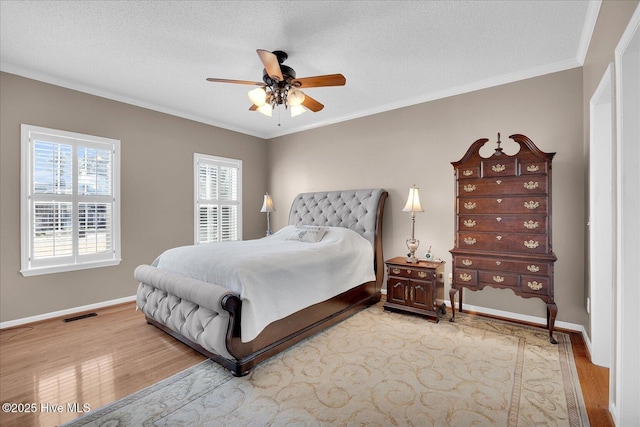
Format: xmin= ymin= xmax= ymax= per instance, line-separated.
xmin=20 ymin=125 xmax=121 ymax=276
xmin=194 ymin=153 xmax=242 ymax=244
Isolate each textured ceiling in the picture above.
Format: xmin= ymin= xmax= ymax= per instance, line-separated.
xmin=0 ymin=1 xmax=599 ymax=139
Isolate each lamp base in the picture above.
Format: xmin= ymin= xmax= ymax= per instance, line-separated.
xmin=406 ymin=254 xmax=419 ymax=263
xmin=405 ymin=238 xmax=420 ymax=264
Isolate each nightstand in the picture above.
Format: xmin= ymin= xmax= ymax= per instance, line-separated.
xmin=383 ymin=257 xmax=446 ymax=322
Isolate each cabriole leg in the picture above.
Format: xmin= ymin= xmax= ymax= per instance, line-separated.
xmin=449 ymin=287 xmax=460 ymax=322
xmin=547 ymin=302 xmax=558 ymax=344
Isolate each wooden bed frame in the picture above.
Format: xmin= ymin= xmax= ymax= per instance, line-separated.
xmin=137 ymin=189 xmax=388 ymax=376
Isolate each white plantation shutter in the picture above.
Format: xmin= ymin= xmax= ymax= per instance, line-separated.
xmin=21 ymin=125 xmax=121 ymax=276
xmin=194 ymin=154 xmax=242 ymax=244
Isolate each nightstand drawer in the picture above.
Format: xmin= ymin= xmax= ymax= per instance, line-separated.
xmin=388 ymin=265 xmax=435 ymax=281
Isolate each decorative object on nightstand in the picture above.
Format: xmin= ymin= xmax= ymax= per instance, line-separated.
xmin=383 ymin=257 xmax=446 ymax=322
xmin=402 ymin=185 xmax=424 ymax=263
xmin=449 ymin=133 xmax=558 ymax=343
xmin=260 ymin=193 xmax=275 ymax=236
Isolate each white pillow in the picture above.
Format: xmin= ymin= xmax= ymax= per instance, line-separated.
xmin=286 ymin=227 xmax=327 ymax=242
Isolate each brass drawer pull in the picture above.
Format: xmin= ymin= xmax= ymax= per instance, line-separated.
xmin=496 ymin=217 xmax=502 ymax=222
xmin=462 ymin=259 xmax=473 ymax=266
xmin=417 ymin=271 xmax=428 ymax=279
xmin=496 ymin=198 xmax=502 ymax=203
xmin=524 ymin=201 xmax=540 ymax=210
xmin=459 ymin=273 xmax=472 ymax=282
xmin=463 ymin=237 xmax=476 ymax=245
xmin=463 ymin=184 xmax=476 ymax=192
xmin=527 ymin=265 xmax=540 ymax=272
xmin=493 ymin=276 xmax=504 ymax=283
xmin=392 ymin=268 xmax=401 ymax=275
xmin=492 ymin=164 xmax=506 ymax=172
xmin=524 ymin=240 xmax=540 ymax=249
xmin=524 ymin=220 xmax=539 ymax=230
xmin=463 ymin=169 xmax=474 ymax=176
xmin=496 ymin=235 xmax=502 ymax=240
xmin=527 ymin=165 xmax=540 ymax=172
xmin=463 ymin=219 xmax=476 ymax=228
xmin=495 ymin=261 xmax=502 ymax=265
xmin=524 ymin=181 xmax=539 ymax=190
xmin=527 ymin=281 xmax=543 ymax=290
xmin=496 ymin=180 xmax=502 ymax=184
xmin=464 ymin=202 xmax=476 ymax=210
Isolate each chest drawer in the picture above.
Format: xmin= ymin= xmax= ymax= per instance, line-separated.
xmin=458 ymin=176 xmax=548 ymax=197
xmin=458 ymin=214 xmax=547 ymax=234
xmin=458 ymin=196 xmax=547 ymax=215
xmin=478 ymin=271 xmax=519 ymax=288
xmin=521 ymin=275 xmax=551 ymax=295
xmin=457 ymin=166 xmax=480 ymax=180
xmin=454 ymin=256 xmax=551 ymax=276
xmin=482 ymin=158 xmax=518 ymax=177
xmin=453 ymin=269 xmax=478 ymax=287
xmin=520 ymin=161 xmax=548 ymax=175
xmin=458 ymin=232 xmax=549 ymax=254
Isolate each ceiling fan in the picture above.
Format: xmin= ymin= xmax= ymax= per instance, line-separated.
xmin=206 ymin=49 xmax=346 ymax=118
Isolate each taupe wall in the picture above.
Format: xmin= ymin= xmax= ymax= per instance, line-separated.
xmin=0 ymin=72 xmax=266 ymax=322
xmin=268 ymin=68 xmax=588 ymax=326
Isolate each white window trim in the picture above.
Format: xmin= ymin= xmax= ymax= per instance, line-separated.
xmin=20 ymin=124 xmax=121 ymax=276
xmin=194 ymin=153 xmax=242 ymax=244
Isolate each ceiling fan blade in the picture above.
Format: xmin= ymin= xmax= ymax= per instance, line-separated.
xmin=206 ymin=78 xmax=265 ymax=86
xmin=301 ymin=93 xmax=324 ymax=112
xmin=256 ymin=49 xmax=283 ymax=81
xmin=293 ymin=74 xmax=346 ymax=88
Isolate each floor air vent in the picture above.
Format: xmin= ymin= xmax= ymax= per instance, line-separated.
xmin=63 ymin=312 xmax=97 ymax=323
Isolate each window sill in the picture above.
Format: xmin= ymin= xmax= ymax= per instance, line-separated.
xmin=20 ymin=259 xmax=122 ymax=277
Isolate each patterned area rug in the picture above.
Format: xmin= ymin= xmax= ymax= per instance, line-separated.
xmin=63 ymin=304 xmax=589 ymax=426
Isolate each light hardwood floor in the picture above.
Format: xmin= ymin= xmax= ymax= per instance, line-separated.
xmin=0 ymin=302 xmax=612 ymax=427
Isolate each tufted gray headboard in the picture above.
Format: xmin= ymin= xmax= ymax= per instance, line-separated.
xmin=288 ymin=189 xmax=387 ymax=246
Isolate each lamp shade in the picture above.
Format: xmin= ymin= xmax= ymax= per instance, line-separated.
xmin=287 ymin=89 xmax=305 ymax=107
xmin=402 ymin=185 xmax=424 ymax=212
xmin=248 ymin=87 xmax=267 ymax=106
xmin=260 ymin=193 xmax=275 ymax=212
xmin=256 ymin=104 xmax=273 ymax=117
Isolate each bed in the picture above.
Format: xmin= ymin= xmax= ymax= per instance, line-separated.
xmin=135 ymin=188 xmax=388 ymax=376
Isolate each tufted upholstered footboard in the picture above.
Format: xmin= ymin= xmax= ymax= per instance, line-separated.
xmin=135 ymin=189 xmax=388 ymax=376
xmin=135 ymin=265 xmax=238 ymax=360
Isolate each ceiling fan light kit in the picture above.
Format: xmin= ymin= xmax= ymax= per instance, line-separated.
xmin=207 ymin=49 xmax=346 ymax=120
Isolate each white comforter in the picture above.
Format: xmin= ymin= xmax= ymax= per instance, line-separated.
xmin=154 ymin=225 xmax=375 ymax=342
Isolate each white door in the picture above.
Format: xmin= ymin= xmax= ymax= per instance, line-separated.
xmin=589 ymin=63 xmax=614 ymax=368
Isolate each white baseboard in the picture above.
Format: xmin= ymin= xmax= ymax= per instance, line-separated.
xmin=0 ymin=295 xmax=137 ymax=329
xmin=443 ymin=300 xmax=586 ymax=333
xmin=384 ymin=288 xmax=587 ymax=336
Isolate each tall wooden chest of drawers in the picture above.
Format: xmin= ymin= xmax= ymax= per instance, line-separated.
xmin=449 ymin=134 xmax=558 ymax=343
